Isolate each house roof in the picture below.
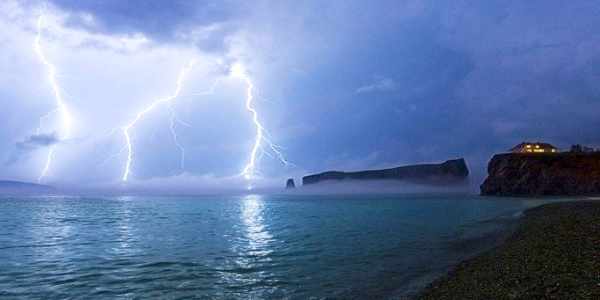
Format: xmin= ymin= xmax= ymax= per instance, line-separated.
xmin=510 ymin=142 xmax=558 ymax=151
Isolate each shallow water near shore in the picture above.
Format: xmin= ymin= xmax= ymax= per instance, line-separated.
xmin=0 ymin=194 xmax=567 ymax=298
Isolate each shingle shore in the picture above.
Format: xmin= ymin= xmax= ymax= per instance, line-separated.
xmin=419 ymin=200 xmax=600 ymax=299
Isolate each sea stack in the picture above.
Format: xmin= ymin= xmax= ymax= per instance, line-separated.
xmin=286 ymin=178 xmax=296 ymax=189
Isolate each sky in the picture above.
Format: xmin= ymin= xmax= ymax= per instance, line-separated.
xmin=1 ymin=0 xmax=599 ymax=192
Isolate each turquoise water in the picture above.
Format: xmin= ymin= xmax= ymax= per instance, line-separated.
xmin=0 ymin=194 xmax=561 ymax=299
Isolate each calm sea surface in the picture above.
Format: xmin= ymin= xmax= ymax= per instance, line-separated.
xmin=0 ymin=194 xmax=562 ymax=299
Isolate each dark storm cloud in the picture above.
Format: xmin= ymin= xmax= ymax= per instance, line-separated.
xmin=50 ymin=0 xmax=245 ymax=51
xmin=16 ymin=133 xmax=59 ymax=151
xmin=437 ymin=0 xmax=600 ymax=147
xmin=2 ymin=0 xmax=600 ymax=186
xmin=267 ymin=0 xmax=600 ymax=184
xmin=5 ymin=133 xmax=60 ymax=165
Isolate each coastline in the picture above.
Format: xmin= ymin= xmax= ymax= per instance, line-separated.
xmin=419 ymin=200 xmax=600 ymax=299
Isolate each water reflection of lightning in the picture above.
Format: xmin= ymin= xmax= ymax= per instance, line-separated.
xmin=34 ymin=15 xmax=73 ymax=183
xmin=121 ymin=60 xmax=196 ymax=182
xmin=230 ymin=64 xmax=291 ymax=183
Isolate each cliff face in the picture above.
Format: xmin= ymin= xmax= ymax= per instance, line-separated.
xmin=302 ymin=158 xmax=469 ymax=186
xmin=481 ymin=153 xmax=600 ymax=196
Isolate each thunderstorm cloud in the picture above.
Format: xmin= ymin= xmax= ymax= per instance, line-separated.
xmin=0 ymin=0 xmax=598 ymax=190
xmin=16 ymin=133 xmax=60 ymax=150
xmin=6 ymin=132 xmax=60 ymax=166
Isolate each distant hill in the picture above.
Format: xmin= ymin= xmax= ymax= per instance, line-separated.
xmin=302 ymin=158 xmax=469 ymax=186
xmin=0 ymin=180 xmax=56 ymax=195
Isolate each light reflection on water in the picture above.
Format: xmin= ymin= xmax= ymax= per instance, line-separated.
xmin=0 ymin=194 xmax=569 ymax=299
xmin=218 ymin=194 xmax=282 ymax=296
xmin=240 ymin=195 xmax=273 ymax=257
xmin=28 ymin=197 xmax=71 ymax=263
xmin=112 ymin=197 xmax=137 ymax=257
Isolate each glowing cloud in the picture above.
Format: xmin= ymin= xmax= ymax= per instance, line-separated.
xmin=34 ymin=15 xmax=73 ymax=183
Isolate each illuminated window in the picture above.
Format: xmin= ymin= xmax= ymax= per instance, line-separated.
xmin=535 ymin=145 xmax=540 ymax=149
xmin=526 ymin=145 xmax=532 ymax=148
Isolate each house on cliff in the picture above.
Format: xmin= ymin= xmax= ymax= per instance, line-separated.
xmin=511 ymin=142 xmax=558 ymax=154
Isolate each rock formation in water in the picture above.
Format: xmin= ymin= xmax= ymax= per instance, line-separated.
xmin=481 ymin=153 xmax=600 ymax=196
xmin=286 ymin=178 xmax=296 ymax=189
xmin=302 ymin=158 xmax=469 ymax=186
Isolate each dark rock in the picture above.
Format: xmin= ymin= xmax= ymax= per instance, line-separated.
xmin=481 ymin=152 xmax=600 ymax=196
xmin=302 ymin=158 xmax=469 ymax=186
xmin=286 ymin=178 xmax=295 ymax=189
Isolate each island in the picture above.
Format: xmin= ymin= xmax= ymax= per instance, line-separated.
xmin=302 ymin=158 xmax=469 ymax=186
xmin=481 ymin=152 xmax=600 ymax=196
xmin=0 ymin=180 xmax=55 ymax=195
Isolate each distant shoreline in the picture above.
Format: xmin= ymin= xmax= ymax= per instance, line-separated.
xmin=419 ymin=200 xmax=600 ymax=299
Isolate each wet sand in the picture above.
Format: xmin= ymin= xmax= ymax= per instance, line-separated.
xmin=419 ymin=200 xmax=600 ymax=299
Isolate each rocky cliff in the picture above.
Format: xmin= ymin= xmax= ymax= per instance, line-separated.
xmin=481 ymin=153 xmax=600 ymax=196
xmin=302 ymin=158 xmax=469 ymax=186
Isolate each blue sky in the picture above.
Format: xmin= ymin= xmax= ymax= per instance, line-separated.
xmin=1 ymin=0 xmax=599 ymax=191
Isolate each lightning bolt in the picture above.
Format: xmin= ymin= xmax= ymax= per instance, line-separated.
xmin=168 ymin=103 xmax=191 ymax=171
xmin=230 ymin=63 xmax=291 ymax=184
xmin=34 ymin=15 xmax=73 ymax=183
xmin=121 ymin=60 xmax=196 ymax=181
xmin=33 ymin=15 xmax=288 ymax=187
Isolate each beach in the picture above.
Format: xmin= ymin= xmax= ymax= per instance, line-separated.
xmin=420 ymin=200 xmax=600 ymax=299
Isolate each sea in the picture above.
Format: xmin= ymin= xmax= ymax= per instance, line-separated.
xmin=0 ymin=193 xmax=566 ymax=299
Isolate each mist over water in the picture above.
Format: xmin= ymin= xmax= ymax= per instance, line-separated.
xmin=0 ymin=193 xmax=563 ymax=298
xmin=291 ymin=179 xmax=475 ymax=195
xmin=19 ymin=175 xmax=478 ymax=197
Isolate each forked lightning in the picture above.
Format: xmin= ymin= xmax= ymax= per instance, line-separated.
xmin=121 ymin=60 xmax=196 ymax=181
xmin=34 ymin=15 xmax=73 ymax=183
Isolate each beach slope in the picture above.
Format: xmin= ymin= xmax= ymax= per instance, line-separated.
xmin=420 ymin=200 xmax=600 ymax=299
